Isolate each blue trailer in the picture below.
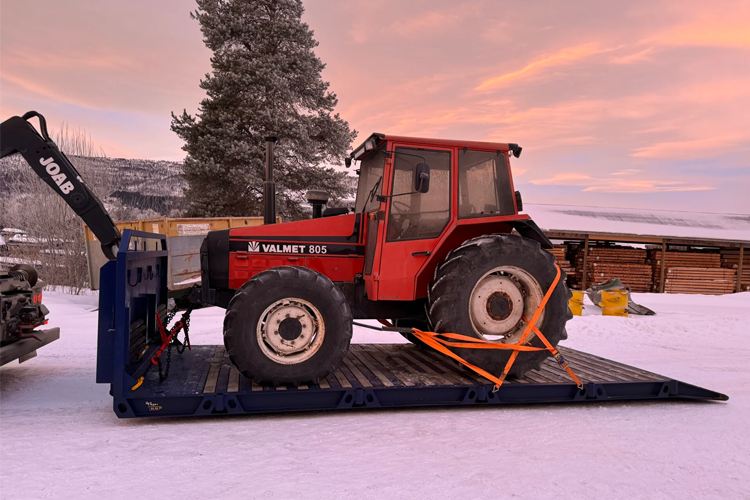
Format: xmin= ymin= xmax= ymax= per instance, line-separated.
xmin=96 ymin=230 xmax=727 ymax=418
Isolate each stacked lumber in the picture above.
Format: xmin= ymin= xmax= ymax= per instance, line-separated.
xmin=648 ymin=250 xmax=721 ymax=270
xmin=648 ymin=250 xmax=730 ymax=294
xmin=548 ymin=245 xmax=576 ymax=285
xmin=664 ymin=267 xmax=736 ymax=295
xmin=573 ymin=246 xmax=652 ymax=292
xmin=720 ymin=248 xmax=749 ymax=291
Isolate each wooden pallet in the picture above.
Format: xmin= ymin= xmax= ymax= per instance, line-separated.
xmin=648 ymin=250 xmax=722 ymax=268
xmin=648 ymin=250 xmax=728 ymax=293
xmin=663 ymin=267 xmax=736 ymax=295
xmin=572 ymin=246 xmax=652 ymax=292
xmin=548 ymin=245 xmax=576 ymax=286
xmin=719 ymin=248 xmax=748 ymax=290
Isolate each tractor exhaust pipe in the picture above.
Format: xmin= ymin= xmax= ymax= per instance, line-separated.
xmin=263 ymin=136 xmax=278 ymax=225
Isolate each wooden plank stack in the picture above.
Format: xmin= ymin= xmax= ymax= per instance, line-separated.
xmin=648 ymin=250 xmax=729 ymax=294
xmin=548 ymin=245 xmax=576 ymax=287
xmin=573 ymin=246 xmax=652 ymax=292
xmin=663 ymin=267 xmax=736 ymax=295
xmin=720 ymin=248 xmax=749 ymax=292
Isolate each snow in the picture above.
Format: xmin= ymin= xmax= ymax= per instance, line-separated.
xmin=1 ymin=291 xmax=749 ymax=499
xmin=526 ymin=203 xmax=750 ymax=242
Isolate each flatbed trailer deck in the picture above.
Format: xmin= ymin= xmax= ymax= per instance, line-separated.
xmin=97 ymin=231 xmax=727 ymax=419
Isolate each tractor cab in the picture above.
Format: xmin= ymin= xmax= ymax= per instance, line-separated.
xmin=352 ymin=133 xmax=520 ymax=235
xmin=202 ymin=133 xmax=550 ymax=306
xmin=347 ymin=133 xmax=539 ymax=301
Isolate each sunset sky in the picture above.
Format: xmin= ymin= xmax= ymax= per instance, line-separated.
xmin=2 ymin=0 xmax=749 ymax=212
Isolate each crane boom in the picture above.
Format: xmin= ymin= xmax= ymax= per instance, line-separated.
xmin=0 ymin=111 xmax=121 ymax=259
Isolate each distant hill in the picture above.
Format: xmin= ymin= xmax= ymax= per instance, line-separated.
xmin=0 ymin=155 xmax=187 ymax=218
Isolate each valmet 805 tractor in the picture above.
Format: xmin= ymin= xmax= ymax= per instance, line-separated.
xmin=198 ymin=134 xmax=572 ymax=385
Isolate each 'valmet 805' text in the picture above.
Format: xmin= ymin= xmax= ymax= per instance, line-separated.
xmin=247 ymin=241 xmax=327 ymax=254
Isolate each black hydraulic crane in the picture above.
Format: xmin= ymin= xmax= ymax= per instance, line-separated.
xmin=0 ymin=111 xmax=121 ymax=259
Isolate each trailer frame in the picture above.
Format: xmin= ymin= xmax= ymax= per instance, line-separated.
xmin=96 ymin=230 xmax=727 ymax=419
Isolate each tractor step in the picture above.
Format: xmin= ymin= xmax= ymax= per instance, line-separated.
xmin=114 ymin=343 xmax=727 ymax=418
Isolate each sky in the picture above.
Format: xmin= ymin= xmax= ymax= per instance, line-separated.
xmin=1 ymin=0 xmax=749 ymax=213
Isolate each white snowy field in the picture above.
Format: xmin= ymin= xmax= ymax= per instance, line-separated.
xmin=1 ymin=291 xmax=749 ymax=500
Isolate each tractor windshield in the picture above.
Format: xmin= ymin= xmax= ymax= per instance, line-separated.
xmin=355 ymin=146 xmax=385 ymax=213
xmin=458 ymin=150 xmax=515 ymax=218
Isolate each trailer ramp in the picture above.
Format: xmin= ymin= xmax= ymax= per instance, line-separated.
xmin=99 ymin=231 xmax=727 ymax=419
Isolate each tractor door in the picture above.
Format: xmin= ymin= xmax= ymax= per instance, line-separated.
xmin=354 ymin=145 xmax=387 ymax=299
xmin=375 ymin=146 xmax=453 ymax=300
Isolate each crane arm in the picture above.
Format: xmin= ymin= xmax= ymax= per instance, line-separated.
xmin=1 ymin=111 xmax=121 ymax=259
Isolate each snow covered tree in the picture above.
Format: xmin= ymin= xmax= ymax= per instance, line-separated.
xmin=172 ymin=0 xmax=356 ymax=219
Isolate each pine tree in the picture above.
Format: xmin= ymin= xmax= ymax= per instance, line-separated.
xmin=171 ymin=0 xmax=356 ymax=219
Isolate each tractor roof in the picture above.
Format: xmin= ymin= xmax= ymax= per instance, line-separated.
xmin=351 ymin=133 xmax=521 ymax=160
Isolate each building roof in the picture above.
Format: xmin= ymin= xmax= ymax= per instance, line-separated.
xmin=526 ymin=204 xmax=750 ymax=244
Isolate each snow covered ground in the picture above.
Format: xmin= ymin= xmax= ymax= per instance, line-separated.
xmin=1 ymin=291 xmax=749 ymax=499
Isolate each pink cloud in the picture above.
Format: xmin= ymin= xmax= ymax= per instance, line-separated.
xmin=609 ymin=47 xmax=656 ymax=65
xmin=387 ymin=11 xmax=462 ymax=38
xmin=648 ymin=22 xmax=750 ymax=50
xmin=1 ymin=0 xmax=748 ymax=211
xmin=530 ymin=172 xmax=715 ymax=193
xmin=631 ymin=134 xmax=749 ymax=159
xmin=475 ymin=43 xmax=606 ymax=91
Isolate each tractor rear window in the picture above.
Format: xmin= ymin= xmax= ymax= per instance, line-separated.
xmin=458 ymin=150 xmax=514 ymax=218
xmin=387 ymin=147 xmax=451 ymax=241
xmin=355 ymin=146 xmax=385 ymax=213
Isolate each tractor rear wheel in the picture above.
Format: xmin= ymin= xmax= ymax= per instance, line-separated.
xmin=428 ymin=234 xmax=572 ymax=378
xmin=224 ymin=266 xmax=352 ymax=386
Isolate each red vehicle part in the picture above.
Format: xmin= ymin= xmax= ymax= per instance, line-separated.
xmin=203 ymin=134 xmax=548 ymax=308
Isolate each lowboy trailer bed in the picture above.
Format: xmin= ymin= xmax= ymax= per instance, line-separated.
xmin=97 ymin=231 xmax=727 ymax=419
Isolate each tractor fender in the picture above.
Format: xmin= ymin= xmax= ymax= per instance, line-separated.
xmin=507 ymin=219 xmax=553 ymax=249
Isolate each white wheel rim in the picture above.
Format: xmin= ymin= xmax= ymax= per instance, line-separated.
xmin=256 ymin=298 xmax=325 ymax=365
xmin=468 ymin=266 xmax=545 ymax=344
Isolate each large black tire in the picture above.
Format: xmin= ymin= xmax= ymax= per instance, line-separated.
xmin=428 ymin=234 xmax=572 ymax=378
xmin=224 ymin=266 xmax=352 ymax=385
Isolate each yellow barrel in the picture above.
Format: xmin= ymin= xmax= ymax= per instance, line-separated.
xmin=568 ymin=290 xmax=584 ymax=316
xmin=599 ymin=290 xmax=629 ymax=317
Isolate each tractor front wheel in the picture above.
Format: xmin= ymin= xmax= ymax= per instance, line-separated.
xmin=224 ymin=266 xmax=352 ymax=386
xmin=428 ymin=234 xmax=572 ymax=378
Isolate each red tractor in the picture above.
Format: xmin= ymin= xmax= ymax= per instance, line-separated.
xmin=198 ymin=134 xmax=572 ymax=385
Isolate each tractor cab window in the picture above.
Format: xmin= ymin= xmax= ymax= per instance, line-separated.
xmin=458 ymin=150 xmax=515 ymax=218
xmin=354 ymin=146 xmax=385 ymax=213
xmin=387 ymin=147 xmax=451 ymax=241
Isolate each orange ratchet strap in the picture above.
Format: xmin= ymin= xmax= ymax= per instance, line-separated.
xmin=410 ymin=264 xmax=583 ymax=392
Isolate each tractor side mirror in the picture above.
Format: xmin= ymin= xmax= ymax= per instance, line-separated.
xmin=414 ymin=162 xmax=430 ymax=193
xmin=345 ymin=157 xmax=352 ymax=168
